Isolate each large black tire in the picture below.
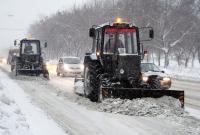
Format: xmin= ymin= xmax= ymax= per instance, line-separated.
xmin=15 ymin=63 xmax=19 ymax=76
xmin=149 ymin=78 xmax=161 ymax=89
xmin=84 ymin=62 xmax=102 ymax=102
xmin=15 ymin=58 xmax=20 ymax=76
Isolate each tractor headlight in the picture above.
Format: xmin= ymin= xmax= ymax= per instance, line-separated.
xmin=142 ymin=76 xmax=149 ymax=82
xmin=120 ymin=69 xmax=124 ymax=74
xmin=163 ymin=77 xmax=171 ymax=82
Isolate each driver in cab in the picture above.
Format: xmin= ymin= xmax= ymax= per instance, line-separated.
xmin=24 ymin=45 xmax=34 ymax=54
xmin=105 ymin=34 xmax=124 ymax=53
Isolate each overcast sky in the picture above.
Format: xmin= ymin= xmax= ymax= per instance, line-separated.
xmin=0 ymin=0 xmax=89 ymax=56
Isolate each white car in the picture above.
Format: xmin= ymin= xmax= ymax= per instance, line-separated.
xmin=56 ymin=57 xmax=84 ymax=77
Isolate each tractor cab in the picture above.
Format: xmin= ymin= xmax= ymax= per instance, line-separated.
xmin=88 ymin=18 xmax=154 ymax=80
xmin=79 ymin=17 xmax=184 ymax=108
xmin=20 ymin=39 xmax=40 ymax=55
xmin=89 ymin=17 xmax=154 ymax=58
xmin=103 ymin=26 xmax=138 ymax=55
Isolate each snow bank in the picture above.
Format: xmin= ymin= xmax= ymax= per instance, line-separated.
xmin=74 ymin=80 xmax=84 ymax=95
xmin=155 ymin=59 xmax=200 ymax=81
xmin=0 ymin=87 xmax=32 ymax=135
xmin=164 ymin=66 xmax=200 ymax=82
xmin=0 ymin=94 xmax=14 ymax=105
xmin=97 ymin=97 xmax=183 ymax=117
xmin=0 ymin=70 xmax=68 ymax=135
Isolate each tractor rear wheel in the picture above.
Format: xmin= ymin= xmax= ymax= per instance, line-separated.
xmin=15 ymin=63 xmax=19 ymax=76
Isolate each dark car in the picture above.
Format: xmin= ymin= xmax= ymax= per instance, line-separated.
xmin=141 ymin=62 xmax=171 ymax=90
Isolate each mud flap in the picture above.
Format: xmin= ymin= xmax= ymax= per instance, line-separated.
xmin=101 ymin=87 xmax=184 ymax=108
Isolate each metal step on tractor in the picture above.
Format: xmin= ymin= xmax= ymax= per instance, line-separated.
xmin=13 ymin=38 xmax=49 ymax=79
xmin=75 ymin=17 xmax=184 ymax=108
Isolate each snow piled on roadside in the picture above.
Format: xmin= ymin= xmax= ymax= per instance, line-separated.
xmin=0 ymin=70 xmax=68 ymax=135
xmin=74 ymin=79 xmax=84 ymax=95
xmin=0 ymin=87 xmax=32 ymax=135
xmin=164 ymin=66 xmax=200 ymax=81
xmin=156 ymin=60 xmax=200 ymax=81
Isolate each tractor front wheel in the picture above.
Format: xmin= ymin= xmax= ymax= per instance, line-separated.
xmin=84 ymin=62 xmax=102 ymax=102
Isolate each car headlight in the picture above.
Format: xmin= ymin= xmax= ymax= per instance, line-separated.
xmin=163 ymin=77 xmax=171 ymax=82
xmin=80 ymin=64 xmax=84 ymax=70
xmin=142 ymin=76 xmax=149 ymax=82
xmin=64 ymin=64 xmax=69 ymax=70
xmin=2 ymin=58 xmax=7 ymax=63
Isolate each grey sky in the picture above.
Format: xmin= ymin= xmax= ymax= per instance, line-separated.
xmin=0 ymin=0 xmax=88 ymax=56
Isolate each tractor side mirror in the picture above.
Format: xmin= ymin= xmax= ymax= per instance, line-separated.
xmin=149 ymin=29 xmax=154 ymax=39
xmin=14 ymin=40 xmax=17 ymax=46
xmin=44 ymin=42 xmax=47 ymax=48
xmin=139 ymin=27 xmax=154 ymax=41
xmin=89 ymin=28 xmax=95 ymax=37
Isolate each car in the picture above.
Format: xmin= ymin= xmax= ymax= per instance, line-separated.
xmin=0 ymin=57 xmax=7 ymax=64
xmin=141 ymin=62 xmax=171 ymax=90
xmin=56 ymin=57 xmax=84 ymax=77
xmin=45 ymin=60 xmax=58 ymax=74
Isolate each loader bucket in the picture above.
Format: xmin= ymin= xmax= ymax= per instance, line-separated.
xmin=101 ymin=87 xmax=184 ymax=108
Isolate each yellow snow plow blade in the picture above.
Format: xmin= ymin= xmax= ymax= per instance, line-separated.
xmin=101 ymin=88 xmax=184 ymax=108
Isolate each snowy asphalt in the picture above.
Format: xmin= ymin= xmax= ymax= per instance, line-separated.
xmin=171 ymin=79 xmax=200 ymax=110
xmin=0 ymin=64 xmax=200 ymax=135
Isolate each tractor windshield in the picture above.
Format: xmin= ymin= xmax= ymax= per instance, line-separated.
xmin=21 ymin=41 xmax=39 ymax=55
xmin=104 ymin=28 xmax=137 ymax=54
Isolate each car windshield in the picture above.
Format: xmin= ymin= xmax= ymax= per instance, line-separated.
xmin=63 ymin=58 xmax=80 ymax=64
xmin=21 ymin=41 xmax=39 ymax=54
xmin=141 ymin=63 xmax=161 ymax=72
xmin=104 ymin=28 xmax=137 ymax=54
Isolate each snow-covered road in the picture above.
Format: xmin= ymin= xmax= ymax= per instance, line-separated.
xmin=10 ymin=75 xmax=185 ymax=135
xmin=0 ymin=65 xmax=200 ymax=135
xmin=0 ymin=69 xmax=67 ymax=135
xmin=171 ymin=79 xmax=200 ymax=110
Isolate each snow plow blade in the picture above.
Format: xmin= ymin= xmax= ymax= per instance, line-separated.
xmin=101 ymin=87 xmax=184 ymax=108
